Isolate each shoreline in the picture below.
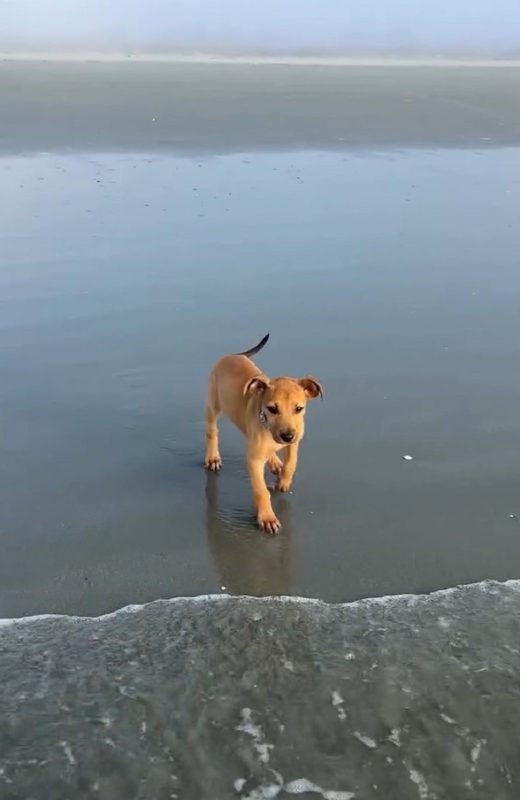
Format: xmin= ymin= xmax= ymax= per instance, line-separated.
xmin=1 ymin=577 xmax=518 ymax=627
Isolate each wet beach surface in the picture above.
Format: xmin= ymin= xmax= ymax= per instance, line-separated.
xmin=1 ymin=61 xmax=520 ymax=798
xmin=2 ymin=61 xmax=520 ymax=155
xmin=1 ymin=64 xmax=520 ymax=615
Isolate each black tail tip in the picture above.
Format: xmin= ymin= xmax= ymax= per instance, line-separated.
xmin=238 ymin=332 xmax=270 ymax=357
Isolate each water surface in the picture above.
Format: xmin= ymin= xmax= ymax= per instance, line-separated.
xmin=1 ymin=142 xmax=520 ymax=615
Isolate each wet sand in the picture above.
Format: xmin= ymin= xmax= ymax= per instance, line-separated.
xmin=1 ymin=64 xmax=520 ymax=617
xmin=1 ymin=61 xmax=520 ymax=155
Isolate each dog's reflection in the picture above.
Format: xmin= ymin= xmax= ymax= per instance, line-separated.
xmin=205 ymin=472 xmax=294 ymax=596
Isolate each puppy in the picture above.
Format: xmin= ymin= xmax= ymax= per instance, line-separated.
xmin=204 ymin=334 xmax=322 ymax=533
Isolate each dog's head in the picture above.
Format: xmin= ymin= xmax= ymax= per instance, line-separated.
xmin=244 ymin=375 xmax=323 ymax=445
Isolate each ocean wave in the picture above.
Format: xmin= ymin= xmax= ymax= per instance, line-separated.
xmin=2 ymin=577 xmax=520 ymax=630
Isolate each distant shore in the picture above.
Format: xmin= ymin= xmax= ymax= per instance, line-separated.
xmin=2 ymin=51 xmax=520 ymax=67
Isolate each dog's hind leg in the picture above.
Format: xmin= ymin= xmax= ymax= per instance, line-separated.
xmin=204 ymin=405 xmax=222 ymax=471
xmin=204 ymin=380 xmax=222 ymax=471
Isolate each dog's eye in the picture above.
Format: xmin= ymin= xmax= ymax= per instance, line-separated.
xmin=266 ymin=405 xmax=279 ymax=415
xmin=295 ymin=405 xmax=304 ymax=414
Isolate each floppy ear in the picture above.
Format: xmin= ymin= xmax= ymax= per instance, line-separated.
xmin=244 ymin=375 xmax=270 ymax=396
xmin=299 ymin=376 xmax=323 ymax=400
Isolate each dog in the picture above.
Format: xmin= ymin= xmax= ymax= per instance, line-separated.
xmin=204 ymin=334 xmax=322 ymax=533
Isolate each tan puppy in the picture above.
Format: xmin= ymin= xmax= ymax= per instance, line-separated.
xmin=204 ymin=334 xmax=322 ymax=533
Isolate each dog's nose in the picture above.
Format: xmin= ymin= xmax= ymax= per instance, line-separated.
xmin=280 ymin=430 xmax=295 ymax=443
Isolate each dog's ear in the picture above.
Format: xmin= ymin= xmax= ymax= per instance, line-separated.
xmin=244 ymin=375 xmax=270 ymax=396
xmin=299 ymin=376 xmax=323 ymax=400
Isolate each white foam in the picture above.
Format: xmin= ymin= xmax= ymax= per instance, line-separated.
xmin=284 ymin=779 xmax=354 ymax=800
xmin=242 ymin=784 xmax=281 ymax=800
xmin=1 ymin=579 xmax=520 ymax=631
xmin=440 ymin=713 xmax=456 ymax=725
xmin=236 ymin=708 xmax=273 ymax=764
xmin=60 ymin=741 xmax=76 ymax=767
xmin=331 ymin=690 xmax=347 ymax=721
xmin=471 ymin=739 xmax=485 ymax=765
xmin=0 ymin=768 xmax=12 ymax=785
xmin=235 ymin=760 xmax=354 ymax=799
xmin=409 ymin=769 xmax=429 ymax=799
xmin=353 ymin=732 xmax=377 ymax=749
xmin=0 ymin=595 xmax=225 ymax=631
xmin=389 ymin=729 xmax=401 ymax=747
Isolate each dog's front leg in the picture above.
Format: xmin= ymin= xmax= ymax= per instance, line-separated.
xmin=276 ymin=444 xmax=299 ymax=493
xmin=247 ymin=454 xmax=281 ymax=534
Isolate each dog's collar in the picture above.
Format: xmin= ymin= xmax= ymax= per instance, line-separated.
xmin=259 ymin=409 xmax=268 ymax=428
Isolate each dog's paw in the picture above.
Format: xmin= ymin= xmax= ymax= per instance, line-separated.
xmin=267 ymin=455 xmax=283 ymax=476
xmin=276 ymin=477 xmax=292 ymax=493
xmin=204 ymin=455 xmax=222 ymax=472
xmin=257 ymin=511 xmax=281 ymax=535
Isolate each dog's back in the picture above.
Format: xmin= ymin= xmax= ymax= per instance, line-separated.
xmin=208 ymin=335 xmax=269 ymax=430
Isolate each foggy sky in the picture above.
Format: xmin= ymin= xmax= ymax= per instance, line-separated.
xmin=1 ymin=0 xmax=520 ymax=55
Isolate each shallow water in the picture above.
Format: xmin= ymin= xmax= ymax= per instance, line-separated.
xmin=2 ymin=63 xmax=520 ymax=618
xmin=2 ymin=62 xmax=520 ymax=799
xmin=2 ymin=581 xmax=520 ymax=799
xmin=1 ymin=142 xmax=520 ymax=616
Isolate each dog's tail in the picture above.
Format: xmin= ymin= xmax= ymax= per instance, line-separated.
xmin=237 ymin=333 xmax=270 ymax=358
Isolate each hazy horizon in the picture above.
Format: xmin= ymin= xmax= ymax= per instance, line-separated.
xmin=2 ymin=0 xmax=520 ymax=57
